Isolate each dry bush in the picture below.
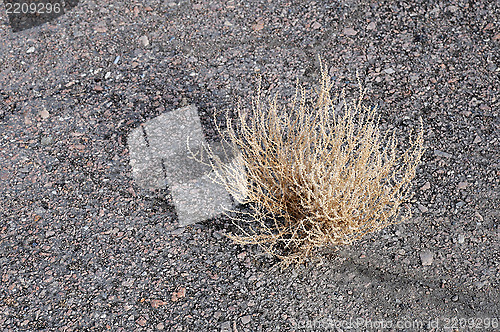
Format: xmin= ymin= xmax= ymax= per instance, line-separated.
xmin=191 ymin=60 xmax=424 ymax=267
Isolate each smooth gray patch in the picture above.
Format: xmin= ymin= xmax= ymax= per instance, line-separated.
xmin=128 ymin=105 xmax=238 ymax=226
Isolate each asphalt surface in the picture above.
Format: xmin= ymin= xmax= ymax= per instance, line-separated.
xmin=0 ymin=0 xmax=499 ymax=331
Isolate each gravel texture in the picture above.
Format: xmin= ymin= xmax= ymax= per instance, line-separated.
xmin=0 ymin=0 xmax=499 ymax=331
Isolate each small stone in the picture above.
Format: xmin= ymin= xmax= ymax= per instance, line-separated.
xmin=151 ymin=299 xmax=167 ymax=308
xmin=139 ymin=35 xmax=150 ymax=47
xmin=39 ymin=110 xmax=50 ymax=119
xmin=397 ymin=249 xmax=406 ymax=255
xmin=367 ymin=22 xmax=376 ymax=30
xmin=434 ymin=150 xmax=452 ymax=158
xmin=136 ymin=317 xmax=147 ymax=326
xmin=27 ymin=46 xmax=35 ymax=54
xmin=169 ymin=227 xmax=185 ymax=235
xmin=237 ymin=252 xmax=246 ymax=260
xmin=220 ymin=321 xmax=232 ymax=332
xmin=384 ymin=68 xmax=395 ymax=74
xmin=457 ymin=181 xmax=468 ymax=189
xmin=473 ymin=136 xmax=482 ymax=144
xmin=474 ymin=211 xmax=483 ymax=222
xmin=484 ymin=22 xmax=495 ymax=30
xmin=417 ymin=203 xmax=428 ymax=213
xmin=420 ymin=250 xmax=433 ymax=266
xmin=94 ymin=85 xmax=103 ymax=92
xmin=156 ymin=323 xmax=165 ymax=330
xmin=487 ymin=63 xmax=497 ymax=72
xmin=446 ymin=5 xmax=459 ymax=13
xmin=122 ymin=279 xmax=133 ymax=287
xmin=214 ymin=311 xmax=222 ymax=319
xmin=473 ymin=280 xmax=487 ymax=289
xmin=252 ymin=21 xmax=264 ymax=31
xmin=171 ymin=287 xmax=186 ymax=301
xmin=41 ymin=136 xmax=54 ymax=145
xmin=46 ymin=231 xmax=55 ymax=237
xmin=241 ymin=315 xmax=251 ymax=324
xmin=493 ymin=33 xmax=500 ymax=41
xmin=457 ymin=234 xmax=465 ymax=244
xmin=311 ymin=22 xmax=321 ymax=30
xmin=421 ymin=182 xmax=431 ymax=191
xmin=451 ymin=295 xmax=459 ymax=302
xmin=95 ymin=26 xmax=107 ymax=33
xmin=343 ymin=28 xmax=357 ymax=36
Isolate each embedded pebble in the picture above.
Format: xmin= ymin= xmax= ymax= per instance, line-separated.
xmin=241 ymin=315 xmax=251 ymax=324
xmin=420 ymin=250 xmax=433 ymax=266
xmin=343 ymin=28 xmax=357 ymax=36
